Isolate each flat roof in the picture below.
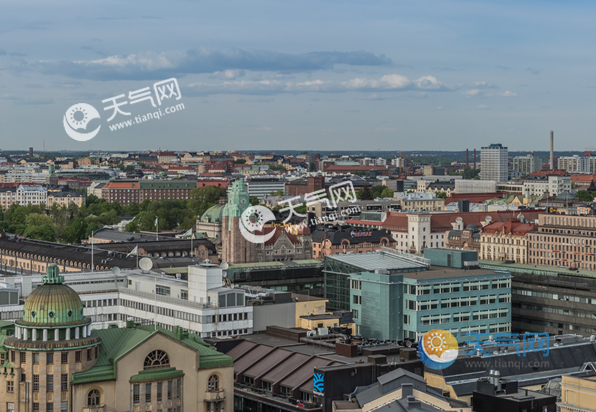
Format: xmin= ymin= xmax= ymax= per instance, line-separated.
xmin=479 ymin=260 xmax=596 ymax=278
xmin=402 ymin=266 xmax=504 ymax=281
xmin=326 ymin=251 xmax=427 ymax=272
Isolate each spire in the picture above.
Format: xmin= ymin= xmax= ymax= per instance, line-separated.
xmin=42 ymin=263 xmax=64 ymax=285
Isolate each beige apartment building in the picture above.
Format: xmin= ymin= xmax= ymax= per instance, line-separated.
xmin=479 ymin=219 xmax=535 ymax=264
xmin=528 ymin=213 xmax=596 ymax=270
xmin=559 ymin=373 xmax=596 ymax=412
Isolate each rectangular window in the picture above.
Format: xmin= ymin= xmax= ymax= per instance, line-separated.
xmin=61 ymin=352 xmax=68 ymax=364
xmin=47 ymin=353 xmax=54 ymax=364
xmin=33 ymin=353 xmax=39 ymax=364
xmin=75 ymin=351 xmax=81 ymax=363
xmin=146 ymin=383 xmax=152 ymax=403
xmin=20 ymin=352 xmax=26 ymax=364
xmin=33 ymin=375 xmax=39 ymax=392
xmin=7 ymin=403 xmax=14 ymax=412
xmin=352 ymin=309 xmax=359 ymax=320
xmin=32 ymin=404 xmax=39 ymax=412
xmin=47 ymin=403 xmax=53 ymax=412
xmin=181 ymin=290 xmax=188 ymax=300
xmin=133 ymin=384 xmax=140 ymax=404
xmin=61 ymin=374 xmax=68 ymax=391
xmin=157 ymin=382 xmax=162 ymax=402
xmin=61 ymin=402 xmax=67 ymax=412
xmin=21 ymin=374 xmax=26 ymax=383
xmin=47 ymin=375 xmax=54 ymax=392
xmin=95 ymin=346 xmax=99 ymax=358
xmin=352 ymin=295 xmax=361 ymax=305
xmin=87 ymin=349 xmax=92 ymax=361
xmin=176 ymin=379 xmax=181 ymax=397
xmin=11 ymin=351 xmax=15 ymax=363
xmin=6 ymin=381 xmax=14 ymax=392
xmin=156 ymin=285 xmax=171 ymax=296
xmin=168 ymin=381 xmax=172 ymax=400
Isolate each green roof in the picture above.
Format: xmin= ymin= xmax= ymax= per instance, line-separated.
xmin=479 ymin=260 xmax=596 ymax=278
xmin=71 ymin=324 xmax=232 ymax=385
xmin=130 ymin=367 xmax=184 ymax=382
xmin=200 ymin=203 xmax=225 ymax=223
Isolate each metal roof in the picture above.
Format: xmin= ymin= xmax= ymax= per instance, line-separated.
xmin=325 ymin=250 xmax=428 ymax=272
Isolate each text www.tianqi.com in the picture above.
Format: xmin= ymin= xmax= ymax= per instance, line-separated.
xmin=108 ymin=103 xmax=185 ymax=131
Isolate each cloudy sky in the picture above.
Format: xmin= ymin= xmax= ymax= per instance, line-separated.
xmin=2 ymin=0 xmax=596 ymax=151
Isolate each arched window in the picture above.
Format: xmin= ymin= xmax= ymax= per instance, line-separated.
xmin=208 ymin=374 xmax=219 ymax=391
xmin=88 ymin=389 xmax=100 ymax=406
xmin=144 ymin=350 xmax=170 ymax=370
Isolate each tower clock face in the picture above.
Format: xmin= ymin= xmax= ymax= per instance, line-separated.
xmin=239 ymin=197 xmax=247 ymax=206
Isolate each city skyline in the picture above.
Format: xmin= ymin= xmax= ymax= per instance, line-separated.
xmin=2 ymin=1 xmax=596 ymax=150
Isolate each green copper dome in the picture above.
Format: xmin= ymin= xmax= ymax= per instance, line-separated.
xmin=21 ymin=264 xmax=85 ymax=326
xmin=200 ymin=203 xmax=225 ymax=222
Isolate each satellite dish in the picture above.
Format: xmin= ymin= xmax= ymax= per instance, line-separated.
xmin=220 ymin=262 xmax=229 ymax=270
xmin=139 ymin=258 xmax=153 ymax=272
xmin=112 ymin=267 xmax=121 ymax=276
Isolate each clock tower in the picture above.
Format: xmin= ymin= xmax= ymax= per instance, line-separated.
xmin=222 ymin=180 xmax=255 ymax=263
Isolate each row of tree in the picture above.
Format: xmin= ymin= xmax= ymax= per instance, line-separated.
xmin=0 ymin=186 xmax=228 ymax=244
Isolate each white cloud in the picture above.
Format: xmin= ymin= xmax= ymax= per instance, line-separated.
xmin=496 ymin=90 xmax=518 ymax=97
xmin=437 ymin=106 xmax=443 ymax=109
xmin=471 ymin=81 xmax=498 ymax=89
xmin=188 ymin=73 xmax=454 ymax=95
xmin=462 ymin=89 xmax=482 ymax=98
xmin=210 ymin=69 xmax=245 ymax=80
xmin=476 ymin=105 xmax=489 ymax=109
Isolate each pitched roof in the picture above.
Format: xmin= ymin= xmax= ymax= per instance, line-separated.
xmin=71 ymin=324 xmax=232 ymax=384
xmin=482 ymin=219 xmax=535 ymax=235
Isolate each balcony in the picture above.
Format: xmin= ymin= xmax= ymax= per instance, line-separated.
xmin=205 ymin=389 xmax=226 ymax=401
xmin=82 ymin=406 xmax=105 ymax=412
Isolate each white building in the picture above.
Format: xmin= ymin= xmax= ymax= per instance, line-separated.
xmin=16 ymin=184 xmax=48 ymax=206
xmin=523 ymin=175 xmax=571 ymax=197
xmin=481 ymin=143 xmax=508 ymax=183
xmin=245 ymin=177 xmax=286 ymax=198
xmin=512 ymin=154 xmax=543 ymax=175
xmin=0 ymin=262 xmax=253 ymax=339
xmin=454 ymin=179 xmax=497 ymax=193
xmin=558 ymin=155 xmax=596 ymax=173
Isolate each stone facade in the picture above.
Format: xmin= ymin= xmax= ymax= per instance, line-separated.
xmin=479 ymin=219 xmax=534 ymax=264
xmin=221 ymin=181 xmax=255 ymax=264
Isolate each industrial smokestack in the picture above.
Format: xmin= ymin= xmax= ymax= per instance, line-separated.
xmin=466 ymin=149 xmax=469 ymax=168
xmin=550 ymin=131 xmax=554 ymax=170
xmin=473 ymin=149 xmax=477 ymax=169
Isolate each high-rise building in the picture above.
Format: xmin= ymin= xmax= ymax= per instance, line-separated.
xmin=481 ymin=143 xmax=508 ymax=183
xmin=512 ymin=154 xmax=543 ymax=175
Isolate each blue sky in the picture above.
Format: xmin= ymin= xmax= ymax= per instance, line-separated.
xmin=1 ymin=0 xmax=596 ymax=151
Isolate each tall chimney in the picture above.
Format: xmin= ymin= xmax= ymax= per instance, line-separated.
xmin=473 ymin=149 xmax=477 ymax=169
xmin=466 ymin=149 xmax=469 ymax=168
xmin=550 ymin=131 xmax=554 ymax=170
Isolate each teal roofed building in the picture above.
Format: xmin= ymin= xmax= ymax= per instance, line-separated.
xmin=196 ymin=200 xmax=227 ymax=240
xmin=0 ymin=264 xmax=235 ymax=412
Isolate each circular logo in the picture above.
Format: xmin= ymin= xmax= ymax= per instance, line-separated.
xmin=239 ymin=206 xmax=277 ymax=244
xmin=418 ymin=329 xmax=458 ymax=370
xmin=63 ymin=103 xmax=101 ymax=141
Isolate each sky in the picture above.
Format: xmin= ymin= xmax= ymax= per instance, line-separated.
xmin=1 ymin=0 xmax=596 ymax=152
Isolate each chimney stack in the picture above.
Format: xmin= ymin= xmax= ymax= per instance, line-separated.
xmin=550 ymin=131 xmax=554 ymax=170
xmin=473 ymin=149 xmax=477 ymax=169
xmin=466 ymin=149 xmax=469 ymax=168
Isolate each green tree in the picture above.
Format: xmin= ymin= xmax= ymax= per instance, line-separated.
xmin=436 ymin=191 xmax=448 ymax=199
xmin=249 ymin=196 xmax=260 ymax=206
xmin=235 ymin=159 xmax=247 ymax=164
xmin=462 ymin=168 xmax=481 ymax=180
xmin=309 ymin=162 xmax=315 ymax=172
xmin=575 ymin=190 xmax=594 ymax=202
xmin=358 ymin=186 xmax=373 ymax=200
xmin=24 ymin=224 xmax=56 ymax=242
xmin=188 ymin=186 xmax=227 ymax=217
xmin=270 ymin=190 xmax=285 ymax=196
xmin=26 ymin=213 xmax=53 ymax=226
xmin=380 ymin=187 xmax=394 ymax=198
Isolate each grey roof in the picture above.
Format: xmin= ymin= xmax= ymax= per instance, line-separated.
xmin=91 ymin=228 xmax=178 ymax=243
xmin=325 ymin=250 xmax=428 ymax=272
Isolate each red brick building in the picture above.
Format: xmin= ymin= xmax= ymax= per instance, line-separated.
xmin=323 ymin=165 xmax=389 ymax=176
xmin=286 ymin=176 xmax=325 ymax=196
